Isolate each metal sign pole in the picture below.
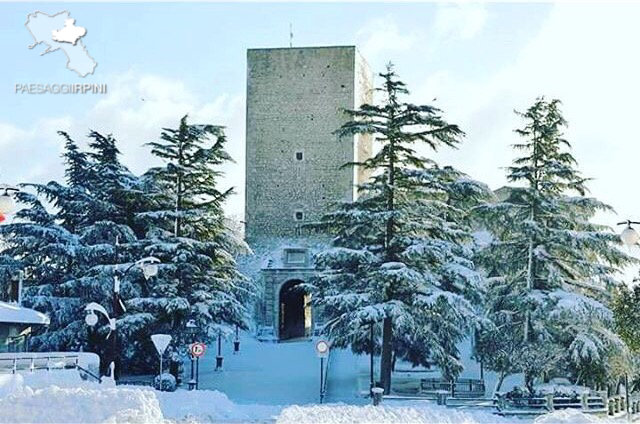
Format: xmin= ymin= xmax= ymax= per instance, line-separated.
xmin=190 ymin=354 xmax=195 ymax=382
xmin=370 ymin=323 xmax=374 ymax=395
xmin=159 ymin=353 xmax=163 ymax=391
xmin=196 ymin=356 xmax=200 ymax=390
xmin=320 ymin=357 xmax=324 ymax=404
xmin=150 ymin=334 xmax=172 ymax=392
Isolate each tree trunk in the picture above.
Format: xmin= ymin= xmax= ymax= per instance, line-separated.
xmin=525 ymin=372 xmax=534 ymax=394
xmin=380 ymin=316 xmax=393 ymax=394
xmin=494 ymin=371 xmax=506 ymax=396
xmin=175 ymin=173 xmax=182 ymax=237
xmin=524 ymin=239 xmax=534 ymax=343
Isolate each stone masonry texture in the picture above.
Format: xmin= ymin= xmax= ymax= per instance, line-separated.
xmin=245 ymin=46 xmax=373 ymax=242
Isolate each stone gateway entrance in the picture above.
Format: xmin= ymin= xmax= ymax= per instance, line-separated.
xmin=258 ymin=247 xmax=319 ymax=340
xmin=279 ymin=280 xmax=311 ymax=340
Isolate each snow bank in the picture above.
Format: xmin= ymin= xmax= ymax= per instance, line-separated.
xmin=156 ymin=388 xmax=282 ymax=422
xmin=276 ymin=403 xmax=509 ymax=424
xmin=0 ymin=369 xmax=94 ymax=397
xmin=534 ymin=409 xmax=615 ymax=423
xmin=0 ymin=372 xmax=279 ymax=423
xmin=534 ymin=382 xmax=591 ymax=396
xmin=0 ymin=386 xmax=165 ymax=423
xmin=0 ymin=374 xmax=23 ymax=398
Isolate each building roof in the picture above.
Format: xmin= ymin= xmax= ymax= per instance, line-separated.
xmin=0 ymin=301 xmax=50 ymax=325
xmin=247 ymin=45 xmax=356 ymax=52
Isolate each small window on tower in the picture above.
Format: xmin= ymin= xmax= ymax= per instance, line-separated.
xmin=295 ymin=151 xmax=304 ymax=161
xmin=294 ymin=210 xmax=304 ymax=221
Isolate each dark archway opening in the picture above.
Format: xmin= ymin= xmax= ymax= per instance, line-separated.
xmin=279 ymin=280 xmax=311 ymax=340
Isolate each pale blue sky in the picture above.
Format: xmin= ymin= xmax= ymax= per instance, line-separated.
xmin=2 ymin=3 xmax=549 ymax=126
xmin=2 ymin=2 xmax=640 ymax=269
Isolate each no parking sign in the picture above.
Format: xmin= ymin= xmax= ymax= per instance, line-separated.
xmin=190 ymin=342 xmax=206 ymax=358
xmin=315 ymin=340 xmax=330 ymax=358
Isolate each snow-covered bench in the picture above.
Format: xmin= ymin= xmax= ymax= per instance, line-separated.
xmin=420 ymin=378 xmax=486 ymax=399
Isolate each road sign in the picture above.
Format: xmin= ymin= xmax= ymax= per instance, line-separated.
xmin=151 ymin=334 xmax=172 ymax=391
xmin=315 ymin=340 xmax=330 ymax=358
xmin=190 ymin=342 xmax=206 ymax=358
xmin=151 ymin=334 xmax=172 ymax=355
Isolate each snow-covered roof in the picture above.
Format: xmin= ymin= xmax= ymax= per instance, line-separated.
xmin=0 ymin=301 xmax=50 ymax=325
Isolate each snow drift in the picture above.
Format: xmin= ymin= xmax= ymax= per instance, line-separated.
xmin=0 ymin=385 xmax=164 ymax=424
xmin=0 ymin=371 xmax=620 ymax=424
xmin=0 ymin=371 xmax=279 ymax=423
xmin=276 ymin=403 xmax=509 ymax=424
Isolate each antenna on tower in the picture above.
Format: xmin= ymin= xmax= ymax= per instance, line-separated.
xmin=289 ymin=23 xmax=293 ymax=48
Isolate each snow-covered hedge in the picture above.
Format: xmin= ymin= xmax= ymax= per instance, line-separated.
xmin=153 ymin=373 xmax=176 ymax=392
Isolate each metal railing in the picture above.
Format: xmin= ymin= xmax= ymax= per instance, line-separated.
xmin=0 ymin=354 xmax=80 ymax=374
xmin=495 ymin=392 xmax=608 ymax=416
xmin=0 ymin=353 xmax=102 ymax=383
xmin=76 ymin=364 xmax=102 ymax=383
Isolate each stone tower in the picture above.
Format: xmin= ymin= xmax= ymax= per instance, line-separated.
xmin=243 ymin=46 xmax=373 ymax=340
xmin=245 ymin=46 xmax=373 ymax=242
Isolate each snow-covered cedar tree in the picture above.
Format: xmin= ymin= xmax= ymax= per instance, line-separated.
xmin=309 ymin=64 xmax=490 ymax=393
xmin=613 ymin=283 xmax=640 ymax=353
xmin=135 ymin=115 xmax=254 ymax=364
xmin=0 ymin=122 xmax=253 ymax=377
xmin=0 ymin=131 xmax=150 ymax=375
xmin=473 ymin=98 xmax=635 ymax=393
xmin=611 ymin=284 xmax=640 ymax=391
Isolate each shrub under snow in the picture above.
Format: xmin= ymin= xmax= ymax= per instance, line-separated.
xmin=153 ymin=373 xmax=176 ymax=392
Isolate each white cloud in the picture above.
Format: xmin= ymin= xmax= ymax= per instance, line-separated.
xmin=356 ymin=17 xmax=420 ymax=62
xmin=433 ymin=3 xmax=488 ymax=41
xmin=0 ymin=71 xmax=246 ymax=216
xmin=410 ymin=3 xmax=640 ymax=277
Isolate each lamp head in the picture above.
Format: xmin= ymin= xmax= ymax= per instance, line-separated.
xmin=136 ymin=257 xmax=160 ymax=280
xmin=142 ymin=262 xmax=158 ymax=280
xmin=186 ymin=319 xmax=197 ymax=334
xmin=621 ymin=225 xmax=640 ymax=247
xmin=85 ymin=311 xmax=98 ymax=327
xmin=0 ymin=192 xmax=16 ymax=215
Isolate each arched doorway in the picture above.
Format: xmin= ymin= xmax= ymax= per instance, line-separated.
xmin=279 ymin=280 xmax=311 ymax=340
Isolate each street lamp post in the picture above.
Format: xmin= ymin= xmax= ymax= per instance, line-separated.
xmin=618 ymin=219 xmax=639 ymax=415
xmin=233 ymin=324 xmax=240 ymax=353
xmin=215 ymin=330 xmax=224 ymax=371
xmin=186 ymin=319 xmax=198 ymax=390
xmin=85 ymin=256 xmax=160 ymax=382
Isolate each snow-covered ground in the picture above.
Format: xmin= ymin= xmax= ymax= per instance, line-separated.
xmin=188 ymin=333 xmax=363 ymax=405
xmin=0 ymin=369 xmax=618 ymax=423
xmin=188 ymin=331 xmax=523 ymax=404
xmin=0 ymin=337 xmax=612 ymax=423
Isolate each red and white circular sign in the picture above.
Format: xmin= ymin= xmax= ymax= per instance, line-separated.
xmin=190 ymin=342 xmax=206 ymax=358
xmin=315 ymin=340 xmax=330 ymax=358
